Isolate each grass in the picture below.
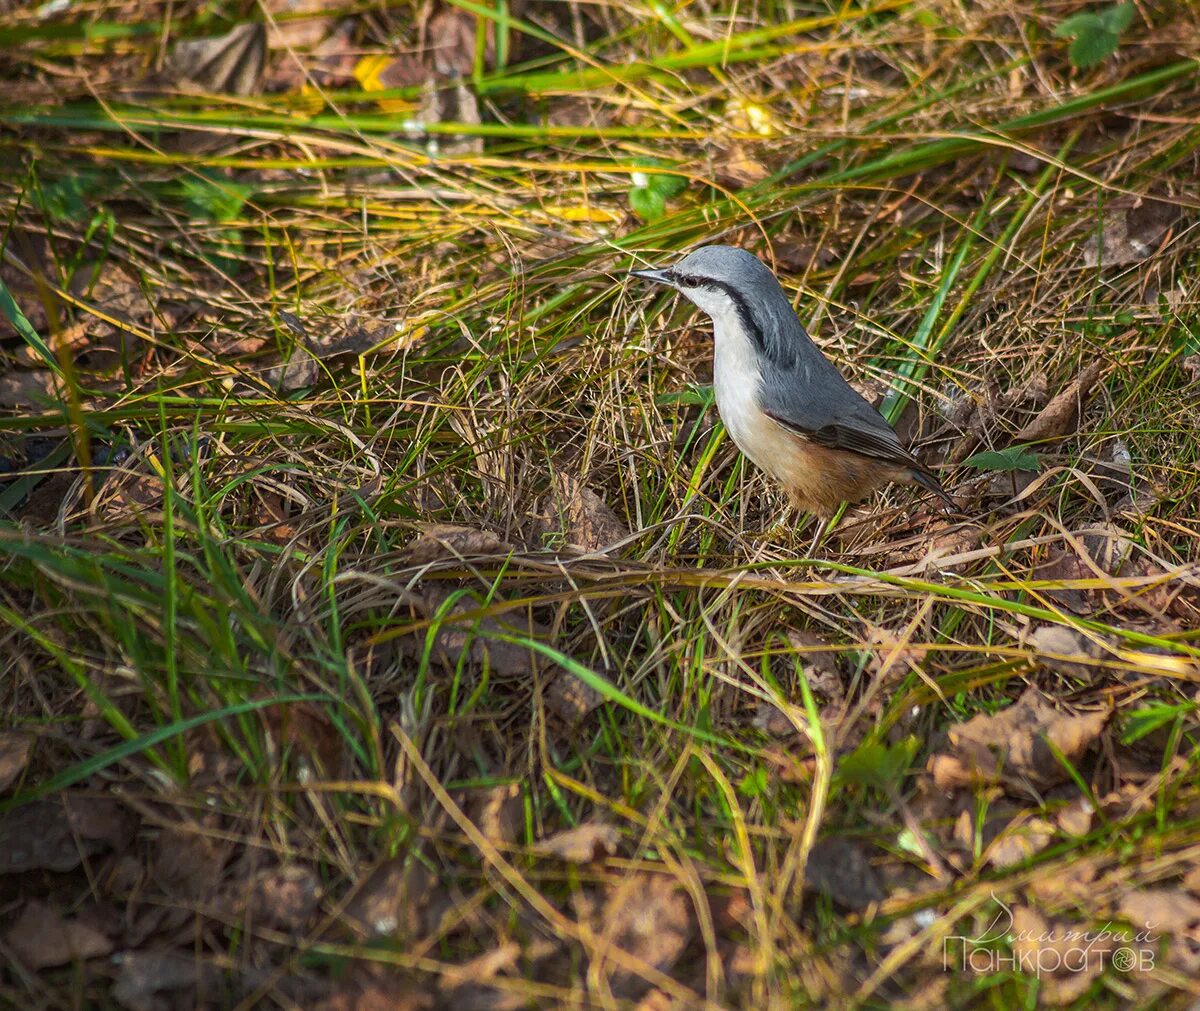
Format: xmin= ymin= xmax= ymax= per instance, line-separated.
xmin=2 ymin=0 xmax=1200 ymax=1006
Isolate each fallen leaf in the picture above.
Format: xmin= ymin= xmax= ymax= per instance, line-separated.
xmin=343 ymin=857 xmax=435 ymax=939
xmin=233 ymin=864 xmax=322 ymax=932
xmin=317 ymin=981 xmax=436 ymax=1011
xmin=464 ymin=783 xmax=523 ymax=845
xmin=4 ymin=900 xmax=113 ymax=969
xmin=260 ymin=699 xmax=346 ymax=779
xmin=0 ymin=732 xmax=33 ymax=792
xmin=112 ymin=949 xmax=227 ymax=1011
xmin=406 ymin=524 xmax=511 ymax=565
xmin=1055 ymin=796 xmax=1095 ymax=836
xmin=152 ymin=822 xmax=231 ymax=901
xmin=1028 ymin=624 xmax=1110 ymax=679
xmin=544 ymin=673 xmax=606 ymax=722
xmin=168 ymin=23 xmax=267 ymax=95
xmin=1119 ymin=888 xmax=1200 ymax=936
xmin=535 ymin=822 xmax=620 ymax=863
xmin=804 ymin=837 xmax=885 ymax=910
xmin=600 ymin=874 xmax=694 ymax=998
xmin=439 ymin=940 xmax=522 ymax=990
xmin=927 ymin=688 xmax=1109 ymax=795
xmin=1084 ymin=196 xmax=1182 ymax=268
xmin=1014 ymin=361 xmax=1105 ymax=444
xmin=551 ymin=472 xmax=630 ymax=552
xmin=0 ymin=370 xmax=60 ymax=409
xmin=985 ymin=815 xmax=1055 ymax=868
xmin=0 ymin=795 xmax=135 ymax=874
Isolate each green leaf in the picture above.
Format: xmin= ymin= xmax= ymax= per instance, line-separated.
xmin=1122 ymin=702 xmax=1196 ymax=744
xmin=1070 ymin=28 xmax=1119 ymax=69
xmin=648 ymin=171 xmax=688 ymax=199
xmin=182 ymin=174 xmax=253 ymax=222
xmin=838 ymin=737 xmax=920 ymax=791
xmin=1101 ymin=2 xmax=1134 ymax=33
xmin=1053 ymin=11 xmax=1102 ymax=38
xmin=655 ymin=384 xmax=715 ymax=408
xmin=964 ymin=445 xmax=1041 ymax=472
xmin=0 ymin=275 xmax=59 ymax=374
xmin=629 ymin=186 xmax=666 ymax=222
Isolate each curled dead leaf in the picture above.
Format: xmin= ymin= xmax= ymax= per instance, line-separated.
xmin=550 ymin=472 xmax=630 ymax=552
xmin=804 ymin=837 xmax=885 ymax=911
xmin=1083 ymin=196 xmax=1182 ymax=268
xmin=985 ymin=815 xmax=1055 ymax=869
xmin=4 ymin=900 xmax=113 ymax=969
xmin=535 ymin=822 xmax=620 ymax=863
xmin=1028 ymin=624 xmax=1110 ymax=680
xmin=1014 ymin=361 xmax=1105 ymax=444
xmin=0 ymin=795 xmax=135 ymax=874
xmin=927 ymin=688 xmax=1109 ymax=796
xmin=406 ymin=524 xmax=511 ymax=565
xmin=0 ymin=731 xmax=33 ymax=792
xmin=600 ymin=874 xmax=695 ymax=999
xmin=544 ymin=673 xmax=606 ymax=723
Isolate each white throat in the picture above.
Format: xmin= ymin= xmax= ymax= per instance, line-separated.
xmin=684 ymin=290 xmax=768 ymax=470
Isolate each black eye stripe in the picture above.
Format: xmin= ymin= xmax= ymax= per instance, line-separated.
xmin=673 ymin=272 xmax=768 ymax=357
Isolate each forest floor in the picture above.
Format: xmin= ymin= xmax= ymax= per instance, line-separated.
xmin=2 ymin=0 xmax=1200 ymax=1007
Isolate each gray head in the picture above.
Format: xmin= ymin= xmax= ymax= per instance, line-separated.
xmin=630 ymin=245 xmax=789 ymax=319
xmin=631 ymin=244 xmax=814 ymax=372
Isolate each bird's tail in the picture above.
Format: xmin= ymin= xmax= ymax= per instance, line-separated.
xmin=911 ymin=467 xmax=956 ymax=513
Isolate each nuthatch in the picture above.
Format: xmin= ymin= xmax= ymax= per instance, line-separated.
xmin=632 ymin=245 xmax=952 ymax=519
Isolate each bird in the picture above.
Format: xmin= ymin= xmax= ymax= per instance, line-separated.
xmin=631 ymin=245 xmax=953 ymax=520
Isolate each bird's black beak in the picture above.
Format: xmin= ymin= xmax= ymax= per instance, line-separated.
xmin=630 ymin=266 xmax=675 ymax=286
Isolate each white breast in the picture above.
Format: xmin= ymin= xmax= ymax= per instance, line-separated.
xmin=707 ymin=301 xmax=785 ymax=478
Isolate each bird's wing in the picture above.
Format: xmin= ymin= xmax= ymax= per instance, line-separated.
xmin=762 ymin=404 xmax=919 ymax=469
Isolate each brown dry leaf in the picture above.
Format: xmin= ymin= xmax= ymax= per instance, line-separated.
xmin=343 ymin=857 xmax=435 ymax=939
xmin=1028 ymin=624 xmax=1109 ymax=680
xmin=1084 ymin=197 xmax=1182 ymax=268
xmin=1055 ymin=797 xmax=1095 ymax=837
xmin=153 ymin=822 xmax=231 ymax=900
xmin=260 ymin=699 xmax=346 ymax=779
xmin=271 ymin=311 xmax=395 ymax=392
xmin=1010 ymin=905 xmax=1109 ymax=1005
xmin=863 ymin=621 xmax=927 ymax=683
xmin=0 ymin=795 xmax=135 ymax=874
xmin=439 ymin=940 xmax=522 ymax=990
xmin=234 ymin=865 xmax=322 ymax=932
xmin=317 ymin=981 xmax=436 ymax=1011
xmin=112 ymin=949 xmax=227 ymax=1011
xmin=716 ymin=145 xmax=770 ymax=187
xmin=927 ymin=688 xmax=1109 ymax=795
xmin=1014 ymin=361 xmax=1105 ymax=444
xmin=0 ymin=370 xmax=60 ymax=409
xmin=984 ymin=815 xmax=1055 ymax=869
xmin=804 ymin=837 xmax=885 ymax=911
xmin=535 ymin=822 xmax=620 ymax=863
xmin=601 ymin=874 xmax=695 ymax=998
xmin=551 ymin=472 xmax=630 ymax=552
xmin=0 ymin=732 xmax=33 ymax=792
xmin=544 ymin=672 xmax=606 ymax=722
xmin=426 ymin=6 xmax=482 ymax=76
xmin=1119 ymin=888 xmax=1200 ymax=936
xmin=464 ymin=783 xmax=523 ymax=845
xmin=168 ymin=23 xmax=267 ymax=95
xmin=263 ymin=0 xmax=334 ymax=50
xmin=406 ymin=524 xmax=511 ymax=565
xmin=788 ymin=629 xmax=845 ymax=703
xmin=4 ymin=900 xmax=113 ymax=969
